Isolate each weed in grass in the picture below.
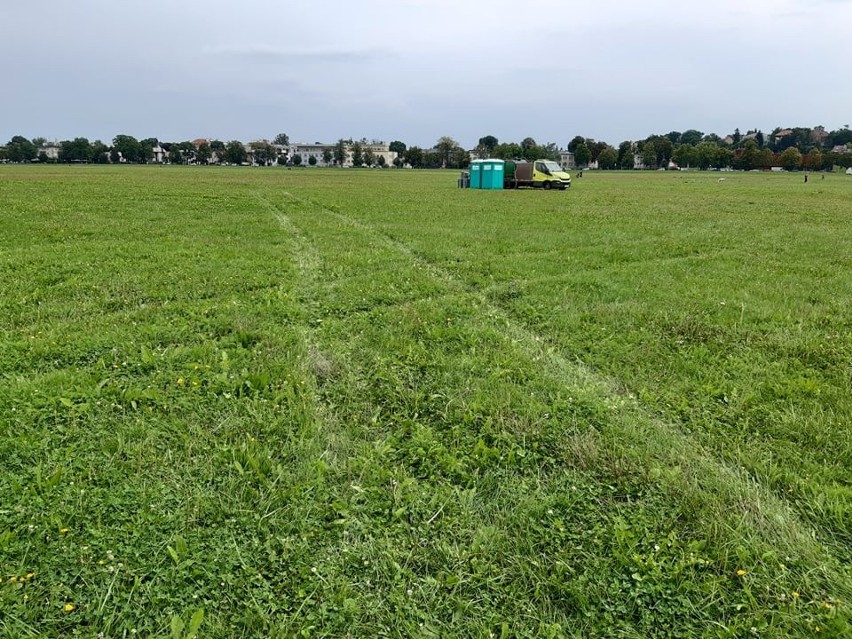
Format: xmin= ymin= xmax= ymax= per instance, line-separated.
xmin=1 ymin=165 xmax=850 ymax=637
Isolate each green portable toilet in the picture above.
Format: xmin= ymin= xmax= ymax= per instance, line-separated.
xmin=480 ymin=159 xmax=505 ymax=190
xmin=469 ymin=160 xmax=483 ymax=189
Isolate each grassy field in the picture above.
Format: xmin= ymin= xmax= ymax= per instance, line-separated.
xmin=1 ymin=165 xmax=850 ymax=637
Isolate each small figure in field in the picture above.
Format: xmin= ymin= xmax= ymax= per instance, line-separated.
xmin=822 ymin=174 xmax=825 ymax=180
xmin=804 ymin=174 xmax=808 ymax=183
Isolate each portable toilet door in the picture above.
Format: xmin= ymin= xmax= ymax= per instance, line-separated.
xmin=469 ymin=161 xmax=483 ymax=189
xmin=481 ymin=162 xmax=493 ymax=189
xmin=481 ymin=159 xmax=505 ymax=190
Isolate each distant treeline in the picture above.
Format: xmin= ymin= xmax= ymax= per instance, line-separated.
xmin=561 ymin=126 xmax=852 ymax=171
xmin=3 ymin=125 xmax=852 ymax=170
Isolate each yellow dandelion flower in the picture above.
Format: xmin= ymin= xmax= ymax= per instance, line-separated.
xmin=26 ymin=573 xmax=34 ymax=580
xmin=64 ymin=603 xmax=75 ymax=612
xmin=736 ymin=569 xmax=747 ymax=576
xmin=98 ymin=560 xmax=105 ymax=565
xmin=177 ymin=377 xmax=185 ymax=386
xmin=8 ymin=576 xmax=17 ymax=583
xmin=792 ymin=591 xmax=800 ymax=599
xmin=60 ymin=528 xmax=70 ymax=534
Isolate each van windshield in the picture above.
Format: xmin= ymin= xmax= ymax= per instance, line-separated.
xmin=544 ymin=161 xmax=563 ymax=172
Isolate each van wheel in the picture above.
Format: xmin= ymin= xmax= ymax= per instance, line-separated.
xmin=544 ymin=181 xmax=552 ymax=190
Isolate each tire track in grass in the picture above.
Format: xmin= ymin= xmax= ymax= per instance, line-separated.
xmin=265 ymin=190 xmax=852 ymax=606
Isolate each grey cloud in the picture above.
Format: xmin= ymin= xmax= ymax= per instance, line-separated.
xmin=202 ymin=45 xmax=390 ymax=64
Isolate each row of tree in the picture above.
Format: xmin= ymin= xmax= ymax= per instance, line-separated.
xmin=563 ymin=130 xmax=852 ymax=171
xmin=3 ymin=124 xmax=851 ymax=170
xmin=0 ymin=135 xmax=260 ymax=166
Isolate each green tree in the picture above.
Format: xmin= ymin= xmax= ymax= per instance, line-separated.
xmin=492 ymin=142 xmax=521 ymax=160
xmin=140 ymin=138 xmax=158 ymax=164
xmin=308 ymin=155 xmax=317 ymax=166
xmin=404 ymin=146 xmax=423 ymax=167
xmin=597 ymin=146 xmax=618 ymax=170
xmin=377 ymin=155 xmax=386 ymax=168
xmin=574 ymin=143 xmax=591 ymax=167
xmin=178 ymin=142 xmax=196 ymax=163
xmin=91 ymin=141 xmax=110 ymax=164
xmin=695 ymin=142 xmax=719 ymax=170
xmin=665 ymin=131 xmax=682 ymax=144
xmin=196 ymin=142 xmax=212 ymax=165
xmin=435 ymin=136 xmax=458 ymax=167
xmin=6 ymin=136 xmax=37 ymax=162
xmin=322 ymin=148 xmax=332 ymax=165
xmin=805 ymin=149 xmax=823 ymax=171
xmin=388 ymin=140 xmax=406 ymax=155
xmin=423 ymin=149 xmax=442 ymax=168
xmin=779 ymin=146 xmax=802 ymax=171
xmin=224 ymin=140 xmax=247 ymax=165
xmin=210 ymin=140 xmax=225 ymax=163
xmin=567 ymin=135 xmax=585 ymax=153
xmin=251 ymin=141 xmax=275 ymax=165
xmin=292 ymin=154 xmax=302 ymax=166
xmin=735 ymin=140 xmax=760 ymax=170
xmin=478 ymin=135 xmax=498 ymax=149
xmin=351 ymin=141 xmax=363 ymax=166
xmin=827 ymin=127 xmax=852 ymax=148
xmin=448 ymin=145 xmax=469 ymax=169
xmin=641 ymin=141 xmax=657 ymax=168
xmin=758 ymin=149 xmax=775 ymax=170
xmin=363 ymin=148 xmax=375 ymax=167
xmin=617 ymin=141 xmax=634 ymax=169
xmin=169 ymin=148 xmax=184 ymax=164
xmin=680 ymin=129 xmax=704 ymax=146
xmin=58 ymin=138 xmax=92 ymax=163
xmin=588 ymin=140 xmax=608 ymax=161
xmin=112 ymin=135 xmax=142 ymax=163
xmin=616 ymin=141 xmax=631 ymax=164
xmin=653 ymin=136 xmax=673 ymax=166
xmin=716 ymin=147 xmax=734 ymax=169
xmin=334 ymin=139 xmax=347 ymax=166
xmin=478 ymin=135 xmax=498 ymax=155
xmin=672 ymin=143 xmax=697 ymax=169
xmin=273 ymin=133 xmax=289 ymax=146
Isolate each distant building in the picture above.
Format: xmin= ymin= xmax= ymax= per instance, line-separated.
xmin=151 ymin=145 xmax=166 ymax=163
xmin=40 ymin=143 xmax=60 ymax=160
xmin=559 ymin=150 xmax=575 ymax=170
xmin=288 ymin=142 xmax=398 ymax=167
xmin=811 ymin=126 xmax=829 ymax=144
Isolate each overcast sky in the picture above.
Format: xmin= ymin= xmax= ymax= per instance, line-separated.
xmin=3 ymin=0 xmax=851 ymax=148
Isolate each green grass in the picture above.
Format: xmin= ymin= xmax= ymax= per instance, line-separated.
xmin=1 ymin=165 xmax=850 ymax=637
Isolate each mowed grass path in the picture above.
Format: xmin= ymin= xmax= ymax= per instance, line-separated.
xmin=1 ymin=166 xmax=850 ymax=637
